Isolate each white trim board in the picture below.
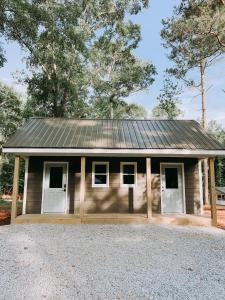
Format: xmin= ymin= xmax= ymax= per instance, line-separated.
xmin=3 ymin=147 xmax=225 ymax=157
xmin=22 ymin=157 xmax=29 ymax=215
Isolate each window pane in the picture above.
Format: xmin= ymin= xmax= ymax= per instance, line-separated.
xmin=95 ymin=174 xmax=107 ymax=185
xmin=49 ymin=167 xmax=63 ymax=188
xmin=123 ymin=164 xmax=135 ymax=174
xmin=165 ymin=168 xmax=178 ymax=189
xmin=95 ymin=164 xmax=107 ymax=174
xmin=123 ymin=175 xmax=135 ymax=185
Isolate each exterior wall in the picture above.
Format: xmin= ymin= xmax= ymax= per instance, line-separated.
xmin=151 ymin=158 xmax=201 ymax=214
xmin=26 ymin=156 xmax=201 ymax=215
xmin=26 ymin=157 xmax=80 ymax=214
xmin=83 ymin=157 xmax=146 ymax=214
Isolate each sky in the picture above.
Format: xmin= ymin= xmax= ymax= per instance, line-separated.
xmin=0 ymin=0 xmax=224 ymax=126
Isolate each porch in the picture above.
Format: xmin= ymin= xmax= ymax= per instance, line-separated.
xmin=12 ymin=212 xmax=212 ymax=226
xmin=11 ymin=156 xmax=218 ymax=226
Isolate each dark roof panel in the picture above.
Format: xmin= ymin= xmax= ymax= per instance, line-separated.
xmin=4 ymin=118 xmax=225 ymax=150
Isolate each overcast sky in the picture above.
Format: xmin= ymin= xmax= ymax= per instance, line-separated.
xmin=0 ymin=0 xmax=224 ymax=125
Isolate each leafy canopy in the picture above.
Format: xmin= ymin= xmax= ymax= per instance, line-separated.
xmin=0 ymin=81 xmax=22 ymax=147
xmin=0 ymin=0 xmax=155 ymax=118
xmin=152 ymin=78 xmax=183 ymax=120
xmin=161 ymin=0 xmax=225 ymax=83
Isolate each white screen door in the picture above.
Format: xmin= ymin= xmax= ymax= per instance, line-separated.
xmin=42 ymin=162 xmax=68 ymax=213
xmin=161 ymin=164 xmax=185 ymax=213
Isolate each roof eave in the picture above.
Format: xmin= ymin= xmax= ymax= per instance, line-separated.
xmin=2 ymin=147 xmax=225 ymax=157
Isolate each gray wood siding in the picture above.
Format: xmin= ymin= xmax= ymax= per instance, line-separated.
xmin=26 ymin=156 xmax=201 ymax=215
xmin=84 ymin=158 xmax=147 ymax=214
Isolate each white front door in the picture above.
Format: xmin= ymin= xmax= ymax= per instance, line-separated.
xmin=161 ymin=164 xmax=185 ymax=213
xmin=42 ymin=162 xmax=68 ymax=214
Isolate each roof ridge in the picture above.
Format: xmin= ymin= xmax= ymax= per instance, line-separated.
xmin=30 ymin=117 xmax=198 ymax=122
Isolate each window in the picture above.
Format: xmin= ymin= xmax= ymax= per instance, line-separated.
xmin=49 ymin=167 xmax=63 ymax=188
xmin=121 ymin=162 xmax=137 ymax=186
xmin=218 ymin=194 xmax=225 ymax=200
xmin=92 ymin=162 xmax=109 ymax=187
xmin=165 ymin=168 xmax=178 ymax=189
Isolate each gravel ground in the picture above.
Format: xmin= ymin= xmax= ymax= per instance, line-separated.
xmin=0 ymin=224 xmax=225 ymax=300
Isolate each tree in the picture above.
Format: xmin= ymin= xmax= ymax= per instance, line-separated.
xmin=161 ymin=0 xmax=225 ymax=128
xmin=90 ymin=21 xmax=156 ymax=118
xmin=1 ymin=0 xmax=155 ymax=118
xmin=208 ymin=121 xmax=225 ymax=187
xmin=0 ymin=82 xmax=24 ymax=195
xmin=161 ymin=0 xmax=225 ymax=204
xmin=91 ymin=99 xmax=147 ymax=119
xmin=0 ymin=81 xmax=22 ymax=147
xmin=152 ymin=78 xmax=183 ymax=119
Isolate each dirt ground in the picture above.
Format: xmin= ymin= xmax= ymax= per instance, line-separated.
xmin=0 ymin=201 xmax=22 ymax=225
xmin=204 ymin=205 xmax=225 ymax=230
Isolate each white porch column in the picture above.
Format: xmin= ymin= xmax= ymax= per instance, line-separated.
xmin=146 ymin=157 xmax=152 ymax=219
xmin=22 ymin=157 xmax=29 ymax=215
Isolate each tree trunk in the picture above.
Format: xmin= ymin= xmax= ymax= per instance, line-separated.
xmin=200 ymin=61 xmax=207 ymax=130
xmin=200 ymin=60 xmax=209 ymax=205
xmin=110 ymin=103 xmax=114 ymax=119
xmin=109 ymin=97 xmax=114 ymax=119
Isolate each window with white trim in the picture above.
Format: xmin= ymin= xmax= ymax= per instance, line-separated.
xmin=92 ymin=162 xmax=109 ymax=187
xmin=120 ymin=162 xmax=137 ymax=186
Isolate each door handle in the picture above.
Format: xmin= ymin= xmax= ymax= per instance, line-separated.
xmin=63 ymin=184 xmax=66 ymax=192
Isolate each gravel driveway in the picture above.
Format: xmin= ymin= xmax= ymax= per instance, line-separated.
xmin=0 ymin=224 xmax=225 ymax=300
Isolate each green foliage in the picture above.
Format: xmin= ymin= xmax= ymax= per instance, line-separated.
xmin=161 ymin=0 xmax=225 ymax=82
xmin=91 ymin=99 xmax=147 ymax=119
xmin=1 ymin=0 xmax=155 ymax=118
xmin=208 ymin=121 xmax=225 ymax=186
xmin=152 ymin=78 xmax=183 ymax=119
xmin=90 ymin=20 xmax=156 ymax=118
xmin=0 ymin=81 xmax=22 ymax=147
xmin=0 ymin=82 xmax=24 ymax=195
xmin=0 ymin=155 xmax=24 ymax=195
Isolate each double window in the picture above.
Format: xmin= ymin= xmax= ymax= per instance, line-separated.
xmin=92 ymin=162 xmax=109 ymax=187
xmin=92 ymin=161 xmax=137 ymax=187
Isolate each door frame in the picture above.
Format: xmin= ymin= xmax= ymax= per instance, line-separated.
xmin=160 ymin=162 xmax=186 ymax=214
xmin=41 ymin=161 xmax=69 ymax=214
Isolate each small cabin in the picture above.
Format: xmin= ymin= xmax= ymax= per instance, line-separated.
xmin=216 ymin=187 xmax=225 ymax=206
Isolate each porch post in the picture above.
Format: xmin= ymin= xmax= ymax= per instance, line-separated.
xmin=22 ymin=157 xmax=29 ymax=215
xmin=146 ymin=157 xmax=152 ymax=218
xmin=80 ymin=156 xmax=86 ymax=218
xmin=198 ymin=159 xmax=204 ymax=215
xmin=11 ymin=156 xmax=20 ymax=221
xmin=209 ymin=157 xmax=217 ymax=226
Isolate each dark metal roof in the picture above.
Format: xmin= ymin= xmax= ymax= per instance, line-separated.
xmin=3 ymin=118 xmax=225 ymax=150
